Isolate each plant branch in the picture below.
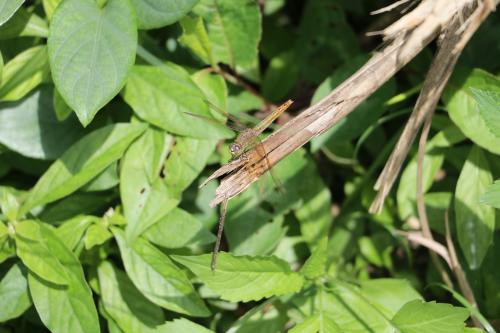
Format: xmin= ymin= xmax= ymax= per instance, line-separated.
xmin=204 ymin=0 xmax=490 ymax=207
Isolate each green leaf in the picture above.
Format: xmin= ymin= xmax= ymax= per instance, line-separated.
xmin=0 ymin=7 xmax=48 ymax=39
xmin=27 ymin=223 xmax=99 ymax=333
xmin=300 ymin=236 xmax=327 ymax=279
xmin=480 ymin=180 xmax=500 ymax=209
xmin=360 ymin=279 xmax=423 ymax=317
xmin=0 ymin=263 xmax=31 ymax=322
xmin=130 ymin=0 xmax=199 ymax=29
xmin=0 ymin=45 xmax=50 ymax=102
xmin=84 ymin=223 xmax=112 ymax=249
xmin=53 ymin=87 xmax=72 ymax=121
xmin=397 ymin=125 xmax=465 ymax=219
xmin=144 ymin=208 xmax=215 ymax=248
xmin=157 ymin=318 xmax=214 ymax=333
xmin=0 ymin=86 xmax=85 ymax=160
xmin=455 ymin=146 xmax=494 ymax=269
xmin=48 ymin=0 xmax=137 ymax=126
xmin=222 ymin=186 xmax=286 ymax=256
xmin=120 ymin=129 xmax=180 ymax=241
xmin=113 ymin=228 xmax=210 ymax=317
xmin=0 ymin=186 xmax=23 ymax=222
xmin=163 ymin=137 xmax=218 ymax=192
xmin=0 ymin=0 xmax=24 ymax=26
xmin=291 ymin=313 xmax=343 ymax=333
xmin=0 ymin=51 xmax=3 ymax=85
xmin=98 ymin=261 xmax=165 ymax=333
xmin=179 ymin=15 xmax=212 ymax=64
xmin=55 ymin=215 xmax=95 ymax=250
xmin=229 ymin=301 xmax=287 ymax=333
xmin=289 ymin=314 xmax=321 ymax=333
xmin=20 ymin=123 xmax=146 ymax=215
xmin=193 ymin=0 xmax=261 ymax=69
xmin=172 ymin=252 xmax=304 ymax=302
xmin=123 ymin=65 xmax=232 ymax=139
xmin=262 ymin=51 xmax=301 ymax=102
xmin=471 ymin=88 xmax=500 ymax=137
xmin=392 ymin=300 xmax=469 ymax=333
xmin=444 ymin=68 xmax=500 ymax=154
xmin=15 ymin=220 xmax=69 ymax=285
xmin=42 ymin=0 xmax=63 ymax=20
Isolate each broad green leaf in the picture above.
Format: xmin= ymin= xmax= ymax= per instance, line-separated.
xmin=15 ymin=220 xmax=69 ymax=285
xmin=42 ymin=0 xmax=63 ymax=20
xmin=360 ymin=279 xmax=423 ymax=317
xmin=113 ymin=229 xmax=210 ymax=317
xmin=179 ymin=15 xmax=212 ymax=64
xmin=144 ymin=208 xmax=215 ymax=248
xmin=289 ymin=314 xmax=320 ymax=333
xmin=471 ymin=88 xmax=500 ymax=137
xmin=262 ymin=51 xmax=301 ymax=102
xmin=480 ymin=180 xmax=500 ymax=209
xmin=84 ymin=223 xmax=112 ymax=249
xmin=444 ymin=68 xmax=500 ymax=154
xmin=21 ymin=123 xmax=146 ymax=215
xmin=0 ymin=0 xmax=24 ymax=26
xmin=0 ymin=186 xmax=23 ymax=222
xmin=120 ymin=129 xmax=179 ymax=241
xmin=163 ymin=137 xmax=218 ymax=193
xmin=0 ymin=51 xmax=3 ymax=85
xmin=397 ymin=125 xmax=465 ymax=220
xmin=291 ymin=314 xmax=342 ymax=333
xmin=172 ymin=253 xmax=304 ymax=302
xmin=48 ymin=0 xmax=137 ymax=126
xmin=53 ymin=87 xmax=72 ymax=121
xmin=130 ymin=0 xmax=199 ymax=29
xmin=27 ymin=223 xmax=99 ymax=333
xmin=193 ymin=0 xmax=261 ymax=69
xmin=123 ymin=65 xmax=232 ymax=139
xmin=223 ymin=187 xmax=286 ymax=256
xmin=0 ymin=86 xmax=85 ymax=160
xmin=0 ymin=7 xmax=48 ymax=39
xmin=55 ymin=215 xmax=95 ymax=250
xmin=300 ymin=236 xmax=327 ymax=279
xmin=392 ymin=300 xmax=469 ymax=333
xmin=0 ymin=263 xmax=31 ymax=322
xmin=39 ymin=192 xmax=114 ymax=223
xmin=228 ymin=301 xmax=287 ymax=333
xmin=455 ymin=146 xmax=494 ymax=269
xmin=157 ymin=318 xmax=214 ymax=333
xmin=0 ymin=45 xmax=49 ymax=101
xmin=326 ymin=282 xmax=393 ymax=332
xmin=98 ymin=261 xmax=165 ymax=333
xmin=81 ymin=161 xmax=119 ymax=191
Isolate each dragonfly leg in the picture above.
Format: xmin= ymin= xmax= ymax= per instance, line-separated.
xmin=211 ymin=197 xmax=229 ymax=271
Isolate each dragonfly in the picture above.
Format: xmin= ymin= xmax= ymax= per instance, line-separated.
xmin=185 ymin=99 xmax=294 ymax=270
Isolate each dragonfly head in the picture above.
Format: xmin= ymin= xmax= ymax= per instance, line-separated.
xmin=230 ymin=143 xmax=242 ymax=156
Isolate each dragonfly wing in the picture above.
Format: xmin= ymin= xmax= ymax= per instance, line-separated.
xmin=204 ymin=99 xmax=248 ymax=132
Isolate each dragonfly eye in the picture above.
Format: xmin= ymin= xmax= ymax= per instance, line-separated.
xmin=230 ymin=143 xmax=241 ymax=155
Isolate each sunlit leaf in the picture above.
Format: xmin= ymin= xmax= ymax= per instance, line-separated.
xmin=172 ymin=252 xmax=304 ymax=302
xmin=0 ymin=46 xmax=49 ymax=101
xmin=455 ymin=146 xmax=494 ymax=269
xmin=0 ymin=263 xmax=31 ymax=322
xmin=48 ymin=0 xmax=137 ymax=125
xmin=114 ymin=228 xmax=210 ymax=317
xmin=392 ymin=300 xmax=469 ymax=333
xmin=21 ymin=123 xmax=146 ymax=215
xmin=130 ymin=0 xmax=199 ymax=29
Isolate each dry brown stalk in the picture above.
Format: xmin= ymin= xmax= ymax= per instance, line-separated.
xmin=204 ymin=0 xmax=496 ymax=207
xmin=370 ymin=0 xmax=481 ymax=213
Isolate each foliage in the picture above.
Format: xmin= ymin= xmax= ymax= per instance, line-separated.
xmin=0 ymin=0 xmax=499 ymax=332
